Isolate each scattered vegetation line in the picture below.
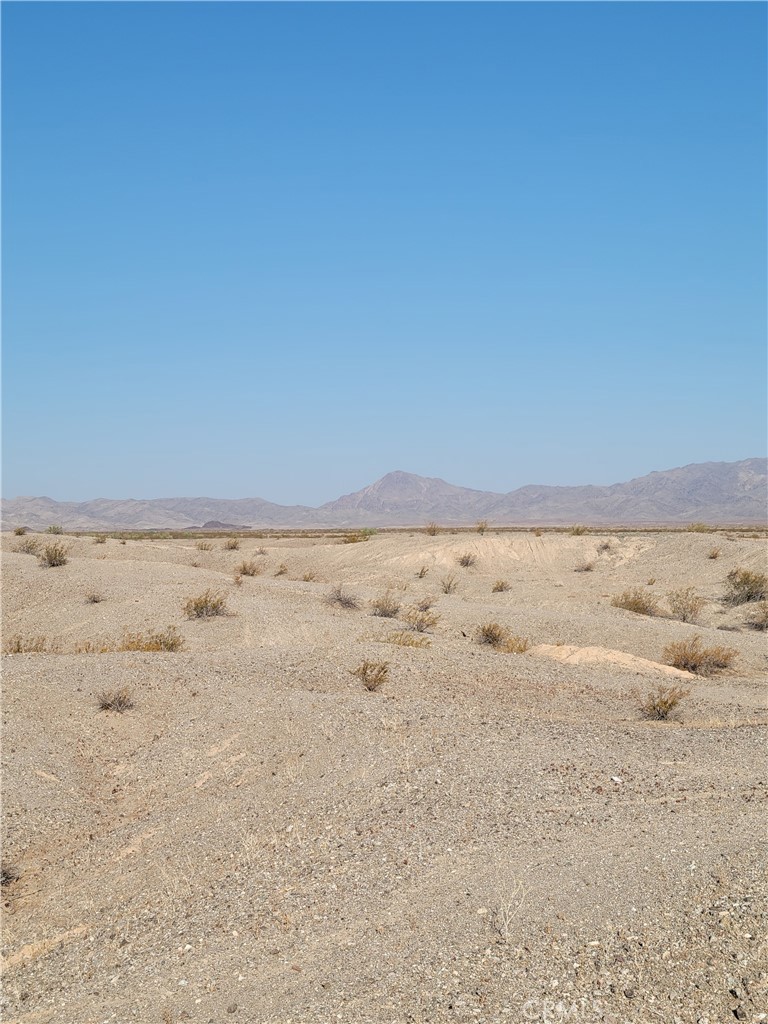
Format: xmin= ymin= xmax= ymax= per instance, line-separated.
xmin=39 ymin=542 xmax=69 ymax=567
xmin=4 ymin=634 xmax=60 ymax=654
xmin=325 ymin=585 xmax=359 ymax=610
xmin=97 ymin=688 xmax=135 ymax=713
xmin=611 ymin=588 xmax=660 ymax=616
xmin=662 ymin=635 xmax=737 ymax=676
xmin=370 ymin=591 xmax=401 ymax=618
xmin=184 ymin=590 xmax=228 ymax=618
xmin=638 ymin=685 xmax=690 ymax=721
xmin=386 ymin=631 xmax=430 ymax=648
xmin=723 ymin=568 xmax=767 ymax=605
xmin=119 ymin=627 xmax=185 ymax=652
xmin=352 ymin=660 xmax=389 ymax=691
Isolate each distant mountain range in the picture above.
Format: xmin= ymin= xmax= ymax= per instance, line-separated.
xmin=2 ymin=459 xmax=766 ymax=531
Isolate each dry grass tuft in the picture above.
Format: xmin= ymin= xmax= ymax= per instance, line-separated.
xmin=457 ymin=552 xmax=477 ymax=568
xmin=386 ymin=630 xmax=431 ymax=648
xmin=440 ymin=573 xmax=459 ymax=594
xmin=476 ymin=520 xmax=489 ymax=535
xmin=119 ymin=626 xmax=185 ymax=652
xmin=638 ymin=685 xmax=690 ymax=721
xmin=195 ymin=541 xmax=213 ymax=552
xmin=352 ymin=660 xmax=389 ymax=691
xmin=274 ymin=563 xmax=288 ymax=576
xmin=38 ymin=542 xmax=69 ymax=567
xmin=611 ymin=588 xmax=660 ymax=616
xmin=569 ymin=525 xmax=588 ymax=536
xmin=708 ymin=547 xmax=721 ymax=560
xmin=237 ymin=559 xmax=261 ymax=577
xmin=370 ymin=591 xmax=401 ymax=618
xmin=723 ymin=568 xmax=768 ymax=606
xmin=223 ymin=538 xmax=240 ymax=550
xmin=93 ymin=535 xmax=107 ymax=545
xmin=662 ymin=635 xmax=737 ymax=676
xmin=325 ymin=585 xmax=359 ymax=610
xmin=402 ymin=606 xmax=440 ymax=633
xmin=666 ymin=587 xmax=705 ymax=623
xmin=424 ymin=522 xmax=440 ymax=536
xmin=184 ymin=589 xmax=228 ymax=618
xmin=491 ymin=579 xmax=510 ymax=592
xmin=502 ymin=634 xmax=530 ymax=654
xmin=97 ymin=688 xmax=135 ymax=713
xmin=416 ymin=564 xmax=429 ymax=578
xmin=302 ymin=570 xmax=318 ymax=582
xmin=574 ymin=561 xmax=594 ymax=573
xmin=15 ymin=537 xmax=40 ymax=555
xmin=74 ymin=641 xmax=116 ymax=654
xmin=1 ymin=863 xmax=20 ymax=887
xmin=475 ymin=622 xmax=529 ymax=653
xmin=4 ymin=634 xmax=61 ymax=654
xmin=85 ymin=590 xmax=103 ymax=604
xmin=745 ymin=601 xmax=768 ymax=631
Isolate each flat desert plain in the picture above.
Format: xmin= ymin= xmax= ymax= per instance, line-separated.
xmin=2 ymin=528 xmax=767 ymax=1024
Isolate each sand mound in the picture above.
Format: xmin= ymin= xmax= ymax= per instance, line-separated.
xmin=531 ymin=643 xmax=694 ymax=678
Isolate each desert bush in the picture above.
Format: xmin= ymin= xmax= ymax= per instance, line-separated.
xmin=46 ymin=524 xmax=64 ymax=535
xmin=274 ymin=563 xmax=288 ymax=576
xmin=38 ymin=542 xmax=69 ymax=568
xmin=476 ymin=520 xmax=489 ymax=535
xmin=415 ymin=596 xmax=437 ymax=612
xmin=93 ymin=535 xmax=107 ymax=545
xmin=255 ymin=546 xmax=268 ymax=555
xmin=687 ymin=522 xmax=713 ymax=533
xmin=4 ymin=634 xmax=60 ymax=654
xmin=491 ymin=579 xmax=510 ymax=592
xmin=74 ymin=640 xmax=115 ymax=654
xmin=611 ymin=588 xmax=660 ymax=616
xmin=532 ymin=528 xmax=542 ymax=537
xmin=15 ymin=537 xmax=40 ymax=555
xmin=184 ymin=589 xmax=228 ymax=618
xmin=638 ymin=685 xmax=690 ymax=721
xmin=402 ymin=606 xmax=440 ymax=633
xmin=302 ymin=570 xmax=318 ymax=582
xmin=666 ymin=587 xmax=705 ymax=623
xmin=370 ymin=591 xmax=401 ymax=618
xmin=13 ymin=526 xmax=28 ymax=536
xmin=416 ymin=565 xmax=429 ymax=578
xmin=352 ymin=660 xmax=389 ymax=691
xmin=119 ymin=626 xmax=185 ymax=652
xmin=386 ymin=630 xmax=430 ymax=648
xmin=343 ymin=529 xmax=376 ymax=544
xmin=237 ymin=560 xmax=261 ymax=577
xmin=745 ymin=602 xmax=768 ymax=631
xmin=569 ymin=525 xmax=588 ymax=536
xmin=325 ymin=585 xmax=359 ymax=610
xmin=662 ymin=635 xmax=737 ymax=676
xmin=85 ymin=590 xmax=103 ymax=604
xmin=574 ymin=561 xmax=594 ymax=573
xmin=223 ymin=538 xmax=240 ymax=550
xmin=597 ymin=540 xmax=612 ymax=554
xmin=1 ymin=863 xmax=20 ymax=887
xmin=723 ymin=568 xmax=768 ymax=606
xmin=425 ymin=522 xmax=440 ymax=536
xmin=502 ymin=634 xmax=530 ymax=654
xmin=195 ymin=541 xmax=213 ymax=552
xmin=457 ymin=552 xmax=477 ymax=568
xmin=476 ymin=622 xmax=507 ymax=647
xmin=440 ymin=573 xmax=459 ymax=594
xmin=708 ymin=547 xmax=721 ymax=560
xmin=97 ymin=688 xmax=134 ymax=713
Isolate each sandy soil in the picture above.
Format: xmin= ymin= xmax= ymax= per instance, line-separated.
xmin=2 ymin=528 xmax=767 ymax=1024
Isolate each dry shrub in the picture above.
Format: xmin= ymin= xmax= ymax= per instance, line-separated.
xmin=403 ymin=606 xmax=440 ymax=633
xmin=745 ymin=601 xmax=768 ymax=631
xmin=233 ymin=573 xmax=243 ymax=586
xmin=97 ymin=688 xmax=134 ymax=713
xmin=46 ymin=524 xmax=64 ymax=534
xmin=302 ymin=570 xmax=318 ymax=582
xmin=532 ymin=528 xmax=542 ymax=537
xmin=638 ymin=685 xmax=690 ymax=721
xmin=440 ymin=573 xmax=459 ymax=594
xmin=597 ymin=540 xmax=612 ymax=554
xmin=425 ymin=522 xmax=441 ymax=536
xmin=662 ymin=635 xmax=737 ymax=676
xmin=416 ymin=565 xmax=429 ymax=578
xmin=491 ymin=579 xmax=510 ymax=592
xmin=237 ymin=560 xmax=261 ymax=577
xmin=4 ymin=634 xmax=60 ymax=654
xmin=325 ymin=585 xmax=359 ymax=610
xmin=74 ymin=640 xmax=115 ymax=654
xmin=570 ymin=525 xmax=588 ymax=536
xmin=93 ymin=535 xmax=107 ymax=545
xmin=476 ymin=520 xmax=489 ymax=535
xmin=119 ymin=626 xmax=184 ymax=652
xmin=457 ymin=552 xmax=477 ymax=568
xmin=370 ymin=591 xmax=401 ymax=618
xmin=352 ymin=660 xmax=389 ymax=691
xmin=475 ymin=623 xmax=528 ymax=653
xmin=415 ymin=595 xmax=436 ymax=611
xmin=667 ymin=587 xmax=705 ymax=623
xmin=13 ymin=526 xmax=28 ymax=536
xmin=574 ymin=561 xmax=594 ymax=573
xmin=274 ymin=563 xmax=288 ymax=576
xmin=223 ymin=538 xmax=240 ymax=550
xmin=687 ymin=522 xmax=713 ymax=533
xmin=386 ymin=630 xmax=430 ymax=648
xmin=708 ymin=547 xmax=721 ymax=560
xmin=15 ymin=537 xmax=40 ymax=555
xmin=723 ymin=568 xmax=768 ymax=606
xmin=611 ymin=588 xmax=660 ymax=616
xmin=1 ymin=863 xmax=20 ymax=887
xmin=343 ymin=530 xmax=374 ymax=544
xmin=85 ymin=590 xmax=103 ymax=604
xmin=184 ymin=589 xmax=228 ymax=618
xmin=195 ymin=541 xmax=213 ymax=552
xmin=39 ymin=542 xmax=69 ymax=567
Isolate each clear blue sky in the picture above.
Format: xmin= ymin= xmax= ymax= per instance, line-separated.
xmin=3 ymin=1 xmax=766 ymax=504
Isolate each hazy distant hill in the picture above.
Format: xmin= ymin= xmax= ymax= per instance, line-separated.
xmin=2 ymin=459 xmax=766 ymax=530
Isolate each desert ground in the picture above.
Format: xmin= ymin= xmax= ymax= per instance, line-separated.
xmin=2 ymin=527 xmax=767 ymax=1024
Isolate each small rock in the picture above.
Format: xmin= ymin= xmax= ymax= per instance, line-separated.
xmin=623 ymin=988 xmax=635 ymax=999
xmin=734 ymin=1009 xmax=747 ymax=1021
xmin=227 ymin=1005 xmax=238 ymax=1015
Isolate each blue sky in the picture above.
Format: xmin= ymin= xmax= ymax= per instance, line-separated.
xmin=3 ymin=2 xmax=766 ymax=504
